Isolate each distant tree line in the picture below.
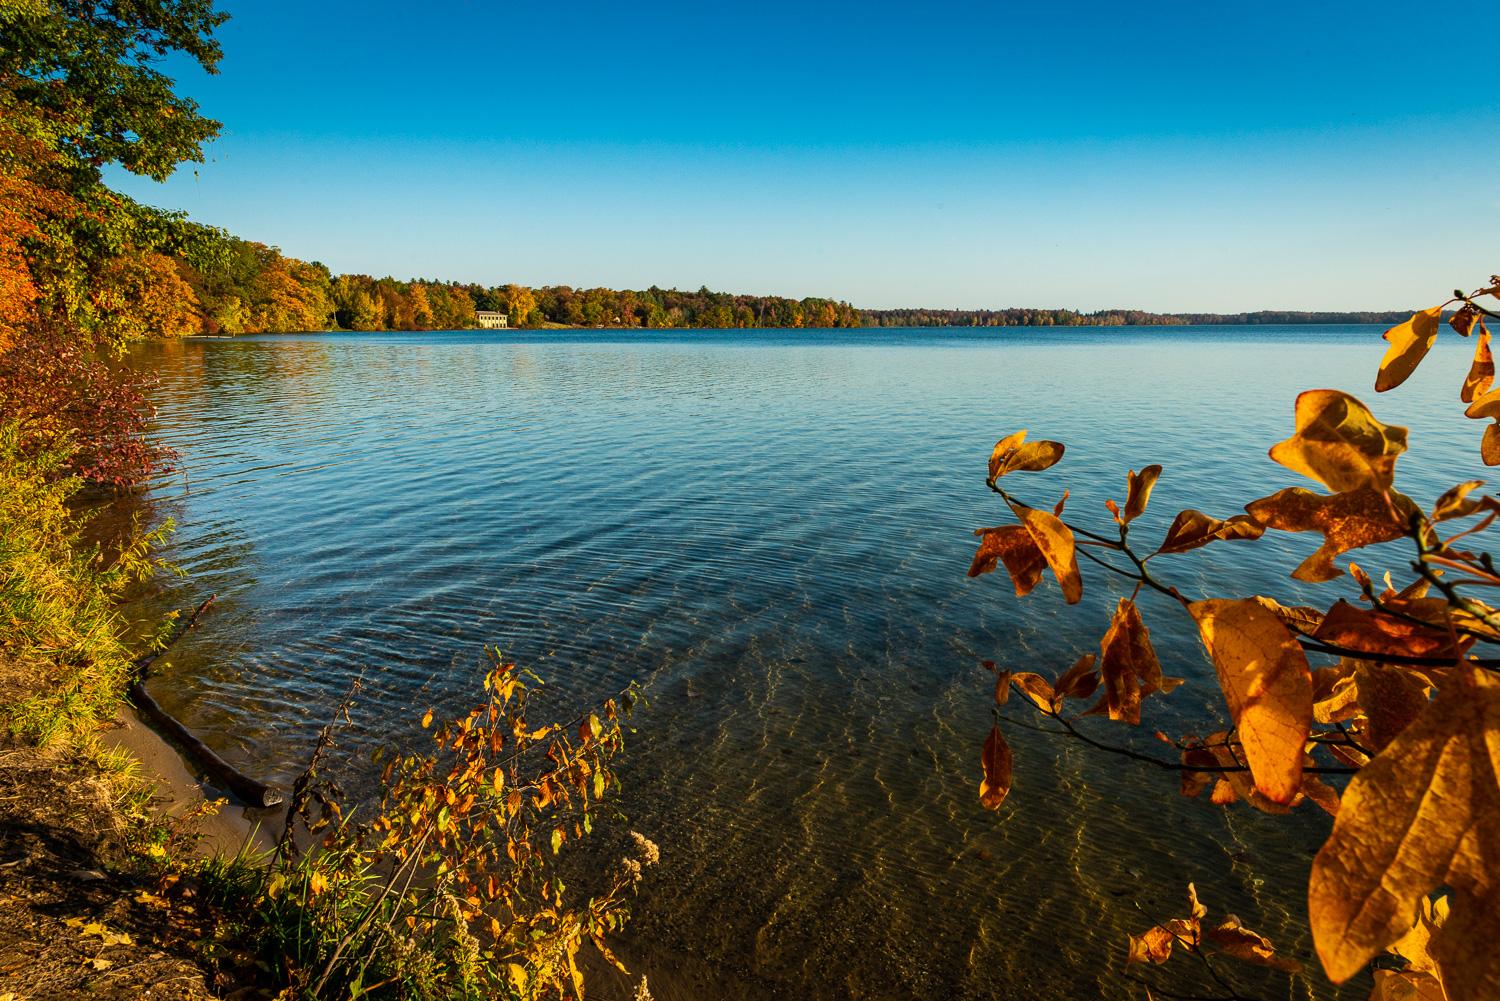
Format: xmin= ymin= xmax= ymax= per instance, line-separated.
xmin=862 ymin=307 xmax=1417 ymax=327
xmin=61 ymin=212 xmax=1420 ymax=337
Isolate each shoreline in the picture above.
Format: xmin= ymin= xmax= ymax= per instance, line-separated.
xmin=97 ymin=705 xmax=278 ymax=859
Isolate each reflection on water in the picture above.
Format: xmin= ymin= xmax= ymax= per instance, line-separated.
xmin=122 ymin=326 xmax=1474 ymax=999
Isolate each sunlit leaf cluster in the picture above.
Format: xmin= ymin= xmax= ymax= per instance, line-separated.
xmin=968 ymin=281 xmax=1500 ymax=1001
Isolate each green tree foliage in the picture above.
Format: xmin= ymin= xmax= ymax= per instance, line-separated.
xmin=0 ymin=0 xmax=226 ymax=180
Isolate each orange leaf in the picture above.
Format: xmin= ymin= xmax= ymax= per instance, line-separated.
xmin=978 ymin=724 xmax=1013 ymax=810
xmin=967 ymin=524 xmax=1047 ymax=596
xmin=1353 ymin=662 xmax=1431 ymax=753
xmin=1375 ymin=307 xmax=1443 ymax=392
xmin=1268 ymin=390 xmax=1408 ymax=493
xmin=1006 ymin=497 xmax=1082 ymax=603
xmin=1369 ymin=970 xmax=1447 ymax=1001
xmin=1312 ymin=599 xmax=1469 ymax=662
xmin=1462 ymin=326 xmax=1494 ymax=402
xmin=1201 ymin=916 xmax=1302 ymax=972
xmin=1156 ymin=509 xmax=1266 ymax=556
xmin=1245 ymin=486 xmax=1417 ymax=583
xmin=1009 ymin=672 xmax=1055 ymax=712
xmin=1451 ymin=304 xmax=1482 ymax=337
xmin=1086 ymin=598 xmax=1181 ymax=724
xmin=1126 ymin=926 xmax=1176 ymax=965
xmin=1431 ymin=480 xmax=1488 ymax=523
xmin=1189 ymin=599 xmax=1313 ymax=804
xmin=1309 ymin=668 xmax=1500 ymax=993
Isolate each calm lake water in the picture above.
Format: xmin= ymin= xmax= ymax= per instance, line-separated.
xmin=123 ymin=326 xmax=1480 ymax=999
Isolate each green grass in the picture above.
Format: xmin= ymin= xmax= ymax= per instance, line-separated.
xmin=0 ymin=420 xmax=166 ymax=741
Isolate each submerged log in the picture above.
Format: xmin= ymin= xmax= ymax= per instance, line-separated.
xmin=127 ymin=679 xmax=285 ymax=808
xmin=127 ymin=595 xmax=285 ymax=809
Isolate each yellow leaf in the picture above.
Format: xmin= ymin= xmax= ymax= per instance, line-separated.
xmin=1008 ymin=671 xmax=1054 ymax=712
xmin=1245 ymin=486 xmax=1417 ymax=583
xmin=1431 ymin=480 xmax=1488 ymax=523
xmin=988 ymin=430 xmax=1065 ymax=480
xmin=308 ymin=871 xmax=329 ymax=896
xmin=1309 ymin=668 xmax=1500 ymax=997
xmin=1369 ymin=970 xmax=1448 ymax=1001
xmin=1156 ymin=509 xmax=1266 ymax=555
xmin=1376 ymin=306 xmax=1443 ymax=392
xmin=1005 ymin=497 xmax=1082 ymax=603
xmin=1122 ymin=464 xmax=1163 ymax=524
xmin=1268 ymin=390 xmax=1408 ymax=493
xmin=1188 ymin=599 xmax=1313 ymax=804
xmin=1462 ymin=326 xmax=1494 ymax=403
xmin=978 ymin=724 xmax=1013 ymax=810
xmin=421 ymin=708 xmax=434 ymax=729
xmin=507 ymin=963 xmax=529 ymax=993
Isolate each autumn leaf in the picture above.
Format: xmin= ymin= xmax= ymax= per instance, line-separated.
xmin=1006 ymin=497 xmax=1082 ymax=603
xmin=1308 ymin=667 xmax=1500 ymax=999
xmin=1369 ymin=970 xmax=1448 ymax=1001
xmin=1202 ymin=916 xmax=1302 ymax=972
xmin=1252 ymin=595 xmax=1325 ymax=635
xmin=1375 ymin=307 xmax=1443 ymax=392
xmin=988 ymin=429 xmax=1065 ymax=480
xmin=1312 ymin=599 xmax=1468 ymax=662
xmin=1484 ymin=424 xmax=1500 ymax=466
xmin=1451 ymin=304 xmax=1482 ymax=337
xmin=1008 ymin=672 xmax=1055 ymax=712
xmin=979 ymin=724 xmax=1013 ymax=810
xmin=1268 ymin=390 xmax=1408 ymax=493
xmin=1462 ymin=326 xmax=1494 ymax=402
xmin=1127 ymin=925 xmax=1176 ymax=965
xmin=1053 ymin=653 xmax=1100 ymax=705
xmin=1085 ymin=598 xmax=1181 ymax=724
xmin=1156 ymin=509 xmax=1266 ymax=556
xmin=967 ymin=524 xmax=1046 ymax=597
xmin=1431 ymin=480 xmax=1488 ymax=523
xmin=1189 ymin=599 xmax=1313 ymax=804
xmin=1245 ymin=486 xmax=1417 ymax=583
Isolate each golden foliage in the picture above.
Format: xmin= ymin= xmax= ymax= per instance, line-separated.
xmin=965 ymin=277 xmax=1500 ymax=998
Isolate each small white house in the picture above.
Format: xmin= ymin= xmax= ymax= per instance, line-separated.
xmin=476 ymin=310 xmax=508 ymax=329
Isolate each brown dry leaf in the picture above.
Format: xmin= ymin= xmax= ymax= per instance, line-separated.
xmin=1194 ymin=732 xmax=1294 ymax=815
xmin=1302 ymin=773 xmax=1341 ymax=817
xmin=1354 ymin=662 xmax=1433 ymax=752
xmin=1268 ymin=390 xmax=1409 ymax=493
xmin=1245 ymin=486 xmax=1417 ymax=583
xmin=1376 ymin=307 xmax=1444 ymax=392
xmin=1254 ymin=595 xmax=1326 ymax=635
xmin=1202 ymin=916 xmax=1303 ymax=972
xmin=1312 ymin=599 xmax=1468 ymax=662
xmin=1428 ymin=889 xmax=1499 ymax=1001
xmin=1312 ymin=667 xmax=1361 ymax=724
xmin=1483 ymin=424 xmax=1500 ymax=466
xmin=1369 ymin=970 xmax=1448 ymax=1001
xmin=967 ymin=524 xmax=1046 ymax=596
xmin=1006 ymin=497 xmax=1082 ymax=603
xmin=988 ymin=429 xmax=1065 ymax=479
xmin=1053 ymin=653 xmax=1100 ymax=704
xmin=1180 ymin=746 xmax=1216 ymax=799
xmin=1451 ymin=304 xmax=1482 ymax=337
xmin=1462 ymin=326 xmax=1494 ymax=402
xmin=1189 ymin=599 xmax=1314 ymax=804
xmin=1086 ymin=598 xmax=1181 ymax=724
xmin=1309 ymin=668 xmax=1500 ymax=994
xmin=1156 ymin=509 xmax=1266 ymax=556
xmin=987 ymin=663 xmax=1013 ymax=706
xmin=1431 ymin=480 xmax=1487 ymax=522
xmin=1121 ymin=464 xmax=1163 ymax=524
xmin=978 ymin=724 xmax=1013 ymax=810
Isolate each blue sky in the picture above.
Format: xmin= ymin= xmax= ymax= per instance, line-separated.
xmin=108 ymin=0 xmax=1498 ymax=311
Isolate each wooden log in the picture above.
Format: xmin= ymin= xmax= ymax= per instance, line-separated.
xmin=126 ymin=595 xmax=284 ymax=809
xmin=127 ymin=678 xmax=285 ymax=808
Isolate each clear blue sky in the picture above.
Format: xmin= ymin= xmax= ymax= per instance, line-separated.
xmin=107 ymin=0 xmax=1498 ymax=312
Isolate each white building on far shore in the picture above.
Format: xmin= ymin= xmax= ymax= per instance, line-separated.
xmin=476 ymin=310 xmax=508 ymax=329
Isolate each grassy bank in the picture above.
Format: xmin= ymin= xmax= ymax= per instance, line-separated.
xmin=0 ymin=422 xmax=654 ymax=999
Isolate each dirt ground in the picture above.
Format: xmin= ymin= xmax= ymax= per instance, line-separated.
xmin=0 ymin=655 xmax=278 ymax=1000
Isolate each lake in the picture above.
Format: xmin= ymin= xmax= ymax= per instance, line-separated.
xmin=123 ymin=326 xmax=1479 ymax=999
